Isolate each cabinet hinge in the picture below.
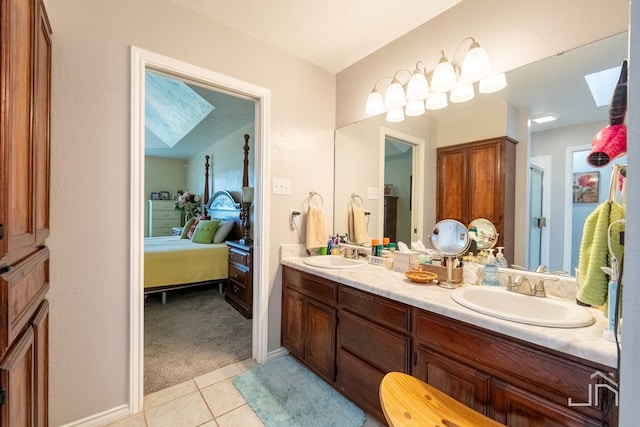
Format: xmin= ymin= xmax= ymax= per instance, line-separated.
xmin=0 ymin=265 xmax=9 ymax=274
xmin=0 ymin=387 xmax=5 ymax=406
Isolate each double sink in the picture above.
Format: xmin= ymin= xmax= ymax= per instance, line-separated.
xmin=301 ymin=255 xmax=594 ymax=328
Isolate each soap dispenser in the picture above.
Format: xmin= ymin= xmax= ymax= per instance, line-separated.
xmin=483 ymin=248 xmax=499 ymax=286
xmin=495 ymin=246 xmax=509 ymax=268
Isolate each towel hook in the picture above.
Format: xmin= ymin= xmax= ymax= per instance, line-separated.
xmin=350 ymin=193 xmax=363 ymax=208
xmin=308 ymin=191 xmax=324 ymax=207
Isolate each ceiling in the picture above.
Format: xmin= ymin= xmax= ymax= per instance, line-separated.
xmin=146 ymin=2 xmax=628 ymax=159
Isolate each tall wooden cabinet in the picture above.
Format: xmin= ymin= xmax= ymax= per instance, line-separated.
xmin=437 ymin=137 xmax=517 ymax=262
xmin=0 ymin=0 xmax=52 ymax=425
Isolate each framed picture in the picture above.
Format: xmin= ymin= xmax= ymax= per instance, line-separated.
xmin=573 ymin=171 xmax=599 ymax=203
xmin=160 ymin=191 xmax=170 ymax=200
xmin=150 ymin=192 xmax=160 ymax=200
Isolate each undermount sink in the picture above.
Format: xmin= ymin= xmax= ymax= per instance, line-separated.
xmin=450 ymin=286 xmax=594 ymax=328
xmin=302 ymin=256 xmax=368 ymax=269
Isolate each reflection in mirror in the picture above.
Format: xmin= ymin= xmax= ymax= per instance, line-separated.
xmin=334 ymin=32 xmax=628 ymax=276
xmin=468 ymin=218 xmax=498 ymax=250
xmin=431 ymin=219 xmax=470 ymax=289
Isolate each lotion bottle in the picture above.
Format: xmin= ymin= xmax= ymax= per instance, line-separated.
xmin=483 ymin=248 xmax=499 ymax=286
xmin=495 ymin=247 xmax=509 ymax=268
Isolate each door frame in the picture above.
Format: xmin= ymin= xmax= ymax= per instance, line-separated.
xmin=129 ymin=46 xmax=271 ymax=412
xmin=529 ymin=156 xmax=551 ymax=269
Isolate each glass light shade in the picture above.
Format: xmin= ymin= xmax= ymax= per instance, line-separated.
xmin=425 ymin=92 xmax=448 ymax=110
xmin=386 ymin=107 xmax=404 ymax=122
xmin=406 ymin=71 xmax=429 ymax=101
xmin=460 ymin=44 xmax=492 ymax=83
xmin=385 ymin=79 xmax=406 ymax=109
xmin=479 ymin=72 xmax=507 ymax=93
xmin=365 ymin=90 xmax=385 ymax=115
xmin=241 ymin=186 xmax=254 ymax=203
xmin=431 ymin=56 xmax=457 ymax=93
xmin=450 ymin=84 xmax=475 ymax=103
xmin=405 ymin=100 xmax=425 ymax=117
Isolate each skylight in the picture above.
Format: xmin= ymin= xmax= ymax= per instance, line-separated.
xmin=584 ymin=66 xmax=621 ymax=107
xmin=145 ymin=72 xmax=214 ymax=148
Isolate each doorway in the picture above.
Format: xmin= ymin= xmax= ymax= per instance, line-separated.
xmin=130 ymin=46 xmax=270 ymax=412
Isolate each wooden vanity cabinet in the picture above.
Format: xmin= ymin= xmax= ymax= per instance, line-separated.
xmin=437 ymin=137 xmax=517 ymax=262
xmin=413 ymin=309 xmax=618 ymax=426
xmin=281 ymin=266 xmax=337 ymax=382
xmin=335 ymin=286 xmax=411 ymax=421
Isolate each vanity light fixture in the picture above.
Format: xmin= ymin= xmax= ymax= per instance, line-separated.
xmin=364 ymin=36 xmax=507 ymax=121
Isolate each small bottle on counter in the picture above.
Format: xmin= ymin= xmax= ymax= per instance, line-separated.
xmin=371 ymin=239 xmax=379 ymax=257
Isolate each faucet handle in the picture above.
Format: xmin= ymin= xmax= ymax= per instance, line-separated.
xmin=496 ymin=271 xmax=514 ymax=289
xmin=533 ymin=277 xmax=559 ymax=298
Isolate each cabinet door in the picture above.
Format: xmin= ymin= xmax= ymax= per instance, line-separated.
xmin=492 ymin=379 xmax=603 ymax=427
xmin=467 ymin=142 xmax=501 ymax=222
xmin=436 ymin=149 xmax=466 ymax=223
xmin=0 ymin=328 xmax=35 ymax=427
xmin=305 ymin=299 xmax=336 ymax=381
xmin=414 ymin=346 xmax=491 ymax=416
xmin=32 ymin=301 xmax=48 ymax=427
xmin=281 ymin=289 xmax=305 ymax=361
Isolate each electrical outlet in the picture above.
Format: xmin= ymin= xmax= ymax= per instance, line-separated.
xmin=290 ymin=208 xmax=301 ymax=228
xmin=272 ymin=178 xmax=292 ymax=195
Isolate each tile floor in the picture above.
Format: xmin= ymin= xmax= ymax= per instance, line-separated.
xmin=106 ymin=358 xmax=385 ymax=427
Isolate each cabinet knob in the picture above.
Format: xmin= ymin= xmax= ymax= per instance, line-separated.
xmin=233 ymin=285 xmax=239 ymax=293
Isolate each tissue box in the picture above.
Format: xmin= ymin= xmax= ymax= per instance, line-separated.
xmin=392 ymin=251 xmax=421 ymax=272
xmin=418 ymin=264 xmax=463 ymax=284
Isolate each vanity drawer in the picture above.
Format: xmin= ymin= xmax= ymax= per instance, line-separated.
xmin=283 ymin=267 xmax=337 ymax=306
xmin=338 ymin=310 xmax=410 ymax=373
xmin=339 ymin=286 xmax=410 ymax=333
xmin=228 ymin=263 xmax=248 ymax=285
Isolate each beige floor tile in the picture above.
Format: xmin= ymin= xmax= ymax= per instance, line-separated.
xmin=201 ymin=378 xmax=246 ymax=417
xmin=144 ymin=380 xmax=198 ymax=410
xmin=215 ymin=404 xmax=264 ymax=427
xmin=104 ymin=412 xmax=147 ymax=427
xmin=194 ymin=363 xmax=241 ymax=389
xmin=145 ymin=391 xmax=213 ymax=427
xmin=235 ymin=358 xmax=257 ymax=372
xmin=198 ymin=421 xmax=219 ymax=427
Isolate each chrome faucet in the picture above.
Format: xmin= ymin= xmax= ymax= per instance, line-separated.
xmin=507 ymin=275 xmax=558 ymax=298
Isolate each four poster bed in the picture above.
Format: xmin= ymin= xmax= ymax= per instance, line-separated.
xmin=144 ymin=136 xmax=250 ymax=303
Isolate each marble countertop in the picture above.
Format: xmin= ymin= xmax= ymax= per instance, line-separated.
xmin=280 ymin=253 xmax=618 ymax=369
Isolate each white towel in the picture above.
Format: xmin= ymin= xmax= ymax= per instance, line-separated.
xmin=348 ymin=206 xmax=368 ymax=245
xmin=306 ymin=205 xmax=328 ymax=249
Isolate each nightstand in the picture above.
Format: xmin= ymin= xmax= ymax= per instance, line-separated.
xmin=225 ymin=240 xmax=253 ymax=319
xmin=172 ymin=226 xmax=182 ymax=236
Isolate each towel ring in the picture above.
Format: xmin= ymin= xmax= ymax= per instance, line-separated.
xmin=350 ymin=193 xmax=363 ymax=208
xmin=308 ymin=191 xmax=324 ymax=207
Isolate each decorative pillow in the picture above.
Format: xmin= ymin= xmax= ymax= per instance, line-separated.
xmin=212 ymin=220 xmax=235 ymax=243
xmin=180 ymin=217 xmax=196 ymax=239
xmin=186 ymin=218 xmax=201 ymax=239
xmin=191 ymin=219 xmax=220 ymax=244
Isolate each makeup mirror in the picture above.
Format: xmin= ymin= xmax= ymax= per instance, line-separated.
xmin=431 ymin=219 xmax=471 ymax=289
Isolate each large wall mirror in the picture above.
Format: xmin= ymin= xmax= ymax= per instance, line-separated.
xmin=334 ymin=31 xmax=628 ymax=276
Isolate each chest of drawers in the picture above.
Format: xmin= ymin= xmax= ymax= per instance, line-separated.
xmin=225 ymin=240 xmax=253 ymax=318
xmin=149 ymin=200 xmax=181 ymax=236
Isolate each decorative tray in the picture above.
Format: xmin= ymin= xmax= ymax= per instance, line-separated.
xmin=404 ymin=270 xmax=438 ymax=284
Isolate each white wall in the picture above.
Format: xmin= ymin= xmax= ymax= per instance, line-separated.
xmin=46 ymin=0 xmax=334 ymax=424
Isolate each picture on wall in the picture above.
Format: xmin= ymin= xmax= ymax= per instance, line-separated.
xmin=573 ymin=171 xmax=599 ymax=203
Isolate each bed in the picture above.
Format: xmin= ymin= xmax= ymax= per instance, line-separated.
xmin=144 ymin=143 xmax=248 ymax=303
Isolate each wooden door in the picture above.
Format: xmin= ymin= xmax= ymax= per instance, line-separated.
xmin=281 ymin=288 xmax=305 ymax=360
xmin=305 ymin=300 xmax=336 ymax=381
xmin=0 ymin=328 xmax=35 ymax=427
xmin=436 ymin=148 xmax=467 ymax=223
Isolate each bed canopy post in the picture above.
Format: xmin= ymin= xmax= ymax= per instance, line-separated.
xmin=242 ymin=134 xmax=250 ymax=187
xmin=203 ymin=155 xmax=210 ymax=217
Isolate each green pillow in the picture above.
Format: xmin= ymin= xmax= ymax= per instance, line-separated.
xmin=180 ymin=217 xmax=196 ymax=239
xmin=191 ymin=219 xmax=220 ymax=244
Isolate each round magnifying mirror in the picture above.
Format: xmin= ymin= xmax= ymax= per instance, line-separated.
xmin=468 ymin=218 xmax=498 ymax=250
xmin=431 ymin=219 xmax=470 ymax=289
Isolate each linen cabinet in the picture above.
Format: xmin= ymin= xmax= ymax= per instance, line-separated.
xmin=0 ymin=0 xmax=52 ymax=425
xmin=436 ymin=136 xmax=517 ymax=262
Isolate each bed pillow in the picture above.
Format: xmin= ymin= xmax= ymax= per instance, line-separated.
xmin=191 ymin=219 xmax=220 ymax=244
xmin=180 ymin=217 xmax=197 ymax=239
xmin=186 ymin=218 xmax=201 ymax=239
xmin=212 ymin=220 xmax=235 ymax=243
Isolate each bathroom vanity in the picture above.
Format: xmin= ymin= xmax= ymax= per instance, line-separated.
xmin=280 ymin=258 xmax=618 ymax=426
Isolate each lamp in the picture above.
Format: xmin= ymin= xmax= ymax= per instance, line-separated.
xmin=588 ymin=59 xmax=627 ymax=167
xmin=363 ymin=36 xmax=506 ymax=122
xmin=239 ymin=186 xmax=254 ymax=245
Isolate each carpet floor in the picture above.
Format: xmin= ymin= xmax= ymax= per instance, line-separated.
xmin=144 ymin=284 xmax=252 ymax=395
xmin=233 ymin=356 xmax=366 ymax=427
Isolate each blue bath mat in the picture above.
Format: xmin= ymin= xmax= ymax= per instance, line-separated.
xmin=232 ymin=356 xmax=365 ymax=427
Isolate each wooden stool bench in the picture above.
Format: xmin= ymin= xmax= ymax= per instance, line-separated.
xmin=379 ymin=372 xmax=505 ymax=427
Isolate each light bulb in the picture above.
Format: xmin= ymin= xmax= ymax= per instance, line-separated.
xmin=406 ymin=70 xmax=429 ymax=101
xmin=460 ymin=41 xmax=492 ymax=83
xmin=365 ymin=90 xmax=385 ymax=115
xmin=425 ymin=92 xmax=448 ymax=110
xmin=431 ymin=52 xmax=457 ymax=93
xmin=450 ymin=84 xmax=475 ymax=103
xmin=479 ymin=73 xmax=507 ymax=93
xmin=405 ymin=100 xmax=425 ymax=117
xmin=385 ymin=79 xmax=406 ymax=110
xmin=386 ymin=107 xmax=404 ymax=122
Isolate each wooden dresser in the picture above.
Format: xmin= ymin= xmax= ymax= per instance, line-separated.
xmin=148 ymin=200 xmax=181 ymax=236
xmin=0 ymin=0 xmax=52 ymax=425
xmin=225 ymin=241 xmax=253 ymax=319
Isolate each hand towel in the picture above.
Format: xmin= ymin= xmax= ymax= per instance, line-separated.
xmin=348 ymin=206 xmax=368 ymax=245
xmin=306 ymin=205 xmax=328 ymax=250
xmin=577 ymin=200 xmax=625 ymax=307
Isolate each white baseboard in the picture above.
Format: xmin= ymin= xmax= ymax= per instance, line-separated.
xmin=59 ymin=404 xmax=131 ymax=427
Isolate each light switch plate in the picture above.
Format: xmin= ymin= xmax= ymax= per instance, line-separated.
xmin=272 ymin=178 xmax=292 ymax=195
xmin=367 ymin=187 xmax=379 ymax=199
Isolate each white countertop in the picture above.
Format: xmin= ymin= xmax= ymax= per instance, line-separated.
xmin=280 ymin=254 xmax=619 ymax=369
